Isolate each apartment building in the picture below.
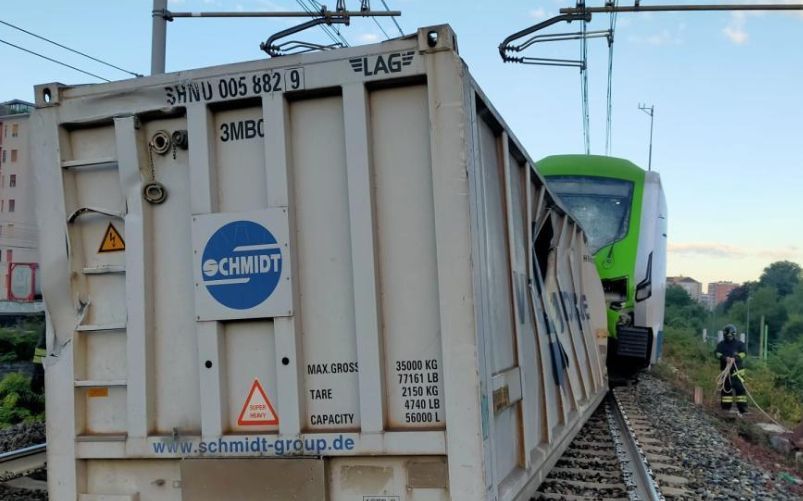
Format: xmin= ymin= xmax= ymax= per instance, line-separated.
xmin=0 ymin=100 xmax=38 ymax=300
xmin=668 ymin=275 xmax=703 ymax=301
xmin=708 ymin=281 xmax=739 ymax=306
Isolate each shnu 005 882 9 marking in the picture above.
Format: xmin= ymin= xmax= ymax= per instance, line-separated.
xmin=165 ymin=68 xmax=304 ymax=105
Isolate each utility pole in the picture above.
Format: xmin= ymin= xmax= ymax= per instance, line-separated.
xmin=638 ymin=103 xmax=655 ymax=171
xmin=745 ymin=294 xmax=751 ymax=355
xmin=151 ymin=0 xmax=168 ymax=75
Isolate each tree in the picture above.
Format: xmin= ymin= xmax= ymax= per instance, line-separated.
xmin=665 ymin=285 xmax=708 ymax=331
xmin=759 ymin=260 xmax=802 ymax=297
xmin=722 ymin=281 xmax=757 ymax=312
xmin=780 ymin=315 xmax=803 ymax=344
xmin=748 ymin=286 xmax=788 ymax=344
xmin=666 ymin=284 xmax=696 ymax=308
xmin=783 ymin=281 xmax=803 ymax=318
xmin=768 ymin=339 xmax=803 ymax=399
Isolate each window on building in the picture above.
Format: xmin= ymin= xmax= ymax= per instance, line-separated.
xmin=2 ymin=150 xmax=5 ymax=163
xmin=9 ymin=175 xmax=15 ymax=188
xmin=8 ymin=200 xmax=14 ymax=212
xmin=6 ymin=250 xmax=11 ymax=263
xmin=0 ymin=176 xmax=4 ymax=188
xmin=1 ymin=200 xmax=5 ymax=212
xmin=10 ymin=150 xmax=17 ymax=162
xmin=11 ymin=124 xmax=17 ymax=138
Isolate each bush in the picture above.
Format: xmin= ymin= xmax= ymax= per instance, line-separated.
xmin=0 ymin=372 xmax=44 ymax=427
xmin=0 ymin=324 xmax=40 ymax=364
xmin=660 ymin=327 xmax=803 ymax=424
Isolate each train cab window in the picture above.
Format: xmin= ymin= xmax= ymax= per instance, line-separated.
xmin=546 ymin=176 xmax=634 ymax=253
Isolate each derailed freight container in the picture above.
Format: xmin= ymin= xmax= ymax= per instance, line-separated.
xmin=33 ymin=25 xmax=608 ymax=501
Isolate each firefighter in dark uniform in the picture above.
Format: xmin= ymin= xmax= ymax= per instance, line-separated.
xmin=715 ymin=324 xmax=747 ymax=414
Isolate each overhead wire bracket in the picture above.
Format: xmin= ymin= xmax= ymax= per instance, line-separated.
xmin=258 ymin=5 xmax=401 ymax=57
xmin=260 ymin=9 xmax=350 ymax=57
xmin=499 ymin=12 xmax=598 ymax=68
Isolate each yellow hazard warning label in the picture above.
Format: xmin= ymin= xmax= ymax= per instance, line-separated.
xmin=98 ymin=223 xmax=125 ymax=253
xmin=238 ymin=378 xmax=279 ymax=426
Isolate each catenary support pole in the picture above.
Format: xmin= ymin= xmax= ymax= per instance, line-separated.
xmin=152 ymin=0 xmax=168 ymax=75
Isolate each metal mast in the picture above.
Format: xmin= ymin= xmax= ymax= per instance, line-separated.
xmin=638 ymin=103 xmax=655 ymax=171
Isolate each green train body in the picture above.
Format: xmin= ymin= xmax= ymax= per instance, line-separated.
xmin=536 ymin=155 xmax=667 ymax=369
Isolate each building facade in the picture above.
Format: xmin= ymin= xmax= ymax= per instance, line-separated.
xmin=668 ymin=276 xmax=703 ymax=301
xmin=0 ymin=100 xmax=38 ymax=301
xmin=708 ymin=281 xmax=739 ymax=306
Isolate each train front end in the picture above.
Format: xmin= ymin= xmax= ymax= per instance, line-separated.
xmin=537 ymin=155 xmax=667 ymax=372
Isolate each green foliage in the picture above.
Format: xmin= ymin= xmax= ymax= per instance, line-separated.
xmin=749 ymin=287 xmax=788 ymax=340
xmin=665 ymin=285 xmax=709 ymax=331
xmin=783 ymin=282 xmax=803 ymax=318
xmin=659 ymin=327 xmax=803 ymax=424
xmin=722 ymin=281 xmax=756 ymax=312
xmin=0 ymin=372 xmax=44 ymax=426
xmin=661 ymin=327 xmax=721 ymax=393
xmin=780 ymin=315 xmax=803 ymax=344
xmin=662 ymin=262 xmax=803 ymax=424
xmin=0 ymin=326 xmax=39 ymax=364
xmin=759 ymin=260 xmax=802 ymax=297
xmin=740 ymin=361 xmax=803 ymax=424
xmin=767 ymin=338 xmax=803 ymax=398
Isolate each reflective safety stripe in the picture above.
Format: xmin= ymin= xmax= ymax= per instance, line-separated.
xmin=721 ymin=396 xmax=734 ymax=402
xmin=735 ymin=396 xmax=748 ymax=403
xmin=738 ymin=352 xmax=746 ymax=359
xmin=715 ymin=352 xmax=723 ymax=358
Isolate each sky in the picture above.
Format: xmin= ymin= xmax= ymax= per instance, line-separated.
xmin=0 ymin=0 xmax=801 ymax=288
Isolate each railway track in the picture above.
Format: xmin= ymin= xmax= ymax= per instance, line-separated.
xmin=0 ymin=443 xmax=47 ymax=498
xmin=536 ymin=385 xmax=692 ymax=500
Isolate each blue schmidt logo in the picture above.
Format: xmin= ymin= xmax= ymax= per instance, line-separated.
xmin=202 ymin=221 xmax=282 ymax=310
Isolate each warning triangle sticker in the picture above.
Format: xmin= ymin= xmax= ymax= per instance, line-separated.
xmin=237 ymin=378 xmax=279 ymax=426
xmin=98 ymin=223 xmax=125 ymax=253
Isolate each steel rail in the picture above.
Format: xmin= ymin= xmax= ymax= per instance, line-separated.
xmin=0 ymin=443 xmax=47 ymax=477
xmin=608 ymin=393 xmax=662 ymax=501
xmin=561 ymin=3 xmax=803 ymax=14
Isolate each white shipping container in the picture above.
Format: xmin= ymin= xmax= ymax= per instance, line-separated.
xmin=33 ymin=25 xmax=609 ymax=501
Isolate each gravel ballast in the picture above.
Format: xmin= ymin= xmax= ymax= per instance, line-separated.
xmin=0 ymin=422 xmax=45 ymax=453
xmin=635 ymin=372 xmax=802 ymax=500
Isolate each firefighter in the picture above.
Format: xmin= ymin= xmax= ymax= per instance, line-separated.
xmin=715 ymin=324 xmax=747 ymax=414
xmin=31 ymin=323 xmax=46 ymax=394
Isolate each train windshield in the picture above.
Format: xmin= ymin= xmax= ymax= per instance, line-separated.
xmin=546 ymin=176 xmax=634 ymax=254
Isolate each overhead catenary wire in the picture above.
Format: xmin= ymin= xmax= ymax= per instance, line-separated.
xmin=605 ymin=1 xmax=618 ymax=155
xmin=371 ymin=16 xmax=392 ymax=40
xmin=305 ymin=0 xmax=350 ymax=47
xmin=0 ymin=19 xmax=142 ymax=78
xmin=361 ymin=0 xmax=391 ymax=40
xmin=294 ymin=0 xmax=346 ymax=47
xmin=0 ymin=38 xmax=110 ymax=82
xmin=580 ymin=8 xmax=591 ymax=154
xmin=380 ymin=0 xmax=405 ymax=36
